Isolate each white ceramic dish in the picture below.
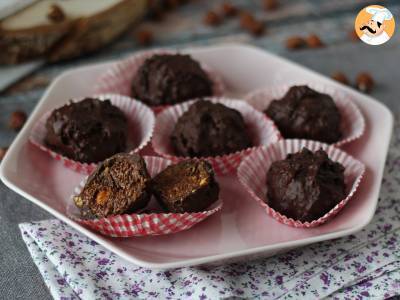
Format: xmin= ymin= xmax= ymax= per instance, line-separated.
xmin=0 ymin=44 xmax=393 ymax=269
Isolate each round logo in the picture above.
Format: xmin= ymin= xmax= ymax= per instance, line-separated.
xmin=355 ymin=5 xmax=395 ymax=45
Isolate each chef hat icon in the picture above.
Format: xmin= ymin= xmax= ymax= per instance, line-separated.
xmin=366 ymin=6 xmax=393 ymax=24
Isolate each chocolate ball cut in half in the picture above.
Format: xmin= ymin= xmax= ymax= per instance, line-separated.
xmin=171 ymin=100 xmax=252 ymax=157
xmin=265 ymin=85 xmax=342 ymax=144
xmin=266 ymin=148 xmax=346 ymax=223
xmin=74 ymin=153 xmax=151 ymax=218
xmin=131 ymin=54 xmax=213 ymax=106
xmin=45 ymin=98 xmax=127 ymax=163
xmin=152 ymin=160 xmax=219 ymax=213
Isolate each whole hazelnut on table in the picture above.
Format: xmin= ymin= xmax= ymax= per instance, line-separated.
xmin=240 ymin=12 xmax=251 ymax=28
xmin=203 ymin=11 xmax=221 ymax=26
xmin=9 ymin=110 xmax=27 ymax=131
xmin=286 ymin=36 xmax=306 ymax=49
xmin=349 ymin=29 xmax=360 ymax=41
xmin=356 ymin=72 xmax=374 ymax=93
xmin=221 ymin=2 xmax=238 ymax=17
xmin=239 ymin=12 xmax=265 ymax=36
xmin=263 ymin=0 xmax=279 ymax=11
xmin=247 ymin=20 xmax=265 ymax=36
xmin=307 ymin=34 xmax=324 ymax=48
xmin=0 ymin=147 xmax=8 ymax=162
xmin=332 ymin=72 xmax=350 ymax=85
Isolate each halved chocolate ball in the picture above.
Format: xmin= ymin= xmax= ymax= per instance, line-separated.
xmin=74 ymin=153 xmax=151 ymax=218
xmin=152 ymin=160 xmax=219 ymax=213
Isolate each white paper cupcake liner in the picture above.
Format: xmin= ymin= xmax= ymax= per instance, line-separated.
xmin=245 ymin=83 xmax=366 ymax=147
xmin=152 ymin=97 xmax=282 ymax=175
xmin=237 ymin=139 xmax=366 ymax=228
xmin=94 ymin=48 xmax=226 ymax=113
xmin=67 ymin=156 xmax=223 ymax=237
xmin=29 ymin=94 xmax=155 ymax=175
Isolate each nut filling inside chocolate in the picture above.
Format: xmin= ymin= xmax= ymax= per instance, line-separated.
xmin=152 ymin=160 xmax=219 ymax=213
xmin=171 ymin=100 xmax=252 ymax=157
xmin=266 ymin=148 xmax=346 ymax=222
xmin=265 ymin=85 xmax=342 ymax=143
xmin=74 ymin=153 xmax=151 ymax=218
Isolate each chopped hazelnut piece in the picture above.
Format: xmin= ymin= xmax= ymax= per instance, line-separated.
xmin=349 ymin=30 xmax=360 ymax=41
xmin=96 ymin=190 xmax=110 ymax=206
xmin=221 ymin=2 xmax=238 ymax=17
xmin=240 ymin=12 xmax=265 ymax=36
xmin=9 ymin=110 xmax=27 ymax=131
xmin=204 ymin=11 xmax=221 ymax=26
xmin=356 ymin=72 xmax=374 ymax=93
xmin=331 ymin=72 xmax=350 ymax=85
xmin=286 ymin=36 xmax=306 ymax=50
xmin=263 ymin=0 xmax=279 ymax=11
xmin=307 ymin=34 xmax=324 ymax=48
xmin=0 ymin=147 xmax=8 ymax=162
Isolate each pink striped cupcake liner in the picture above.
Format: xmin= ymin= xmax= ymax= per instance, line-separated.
xmin=29 ymin=94 xmax=155 ymax=175
xmin=245 ymin=83 xmax=365 ymax=147
xmin=67 ymin=156 xmax=223 ymax=237
xmin=94 ymin=48 xmax=226 ymax=113
xmin=152 ymin=97 xmax=282 ymax=175
xmin=237 ymin=139 xmax=366 ymax=228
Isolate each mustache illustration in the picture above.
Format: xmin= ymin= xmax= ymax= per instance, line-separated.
xmin=360 ymin=25 xmax=376 ymax=34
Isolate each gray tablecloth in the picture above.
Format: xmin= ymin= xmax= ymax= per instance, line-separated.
xmin=1 ymin=0 xmax=399 ymax=298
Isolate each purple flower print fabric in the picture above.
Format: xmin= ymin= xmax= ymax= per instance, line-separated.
xmin=19 ymin=122 xmax=400 ymax=299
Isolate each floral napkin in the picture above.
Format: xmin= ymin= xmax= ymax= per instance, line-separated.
xmin=20 ymin=125 xmax=400 ymax=300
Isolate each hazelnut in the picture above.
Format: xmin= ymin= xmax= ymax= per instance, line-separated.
xmin=307 ymin=34 xmax=324 ymax=48
xmin=221 ymin=2 xmax=238 ymax=17
xmin=263 ymin=0 xmax=279 ymax=11
xmin=9 ymin=110 xmax=27 ymax=131
xmin=73 ymin=196 xmax=83 ymax=208
xmin=47 ymin=4 xmax=65 ymax=23
xmin=203 ymin=11 xmax=221 ymax=26
xmin=239 ymin=12 xmax=265 ymax=36
xmin=285 ymin=36 xmax=306 ymax=50
xmin=356 ymin=72 xmax=374 ymax=93
xmin=331 ymin=72 xmax=350 ymax=85
xmin=247 ymin=20 xmax=265 ymax=36
xmin=240 ymin=11 xmax=255 ymax=27
xmin=0 ymin=147 xmax=8 ymax=162
xmin=349 ymin=30 xmax=360 ymax=42
xmin=164 ymin=0 xmax=180 ymax=10
xmin=96 ymin=190 xmax=110 ymax=206
xmin=136 ymin=29 xmax=153 ymax=46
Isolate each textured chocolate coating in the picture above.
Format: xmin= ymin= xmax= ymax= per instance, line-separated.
xmin=73 ymin=153 xmax=151 ymax=218
xmin=131 ymin=54 xmax=213 ymax=106
xmin=171 ymin=100 xmax=252 ymax=157
xmin=45 ymin=98 xmax=127 ymax=163
xmin=265 ymin=85 xmax=342 ymax=143
xmin=266 ymin=148 xmax=346 ymax=222
xmin=152 ymin=160 xmax=219 ymax=213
